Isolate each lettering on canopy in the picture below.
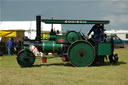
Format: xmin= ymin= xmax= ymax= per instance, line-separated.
xmin=64 ymin=20 xmax=87 ymax=24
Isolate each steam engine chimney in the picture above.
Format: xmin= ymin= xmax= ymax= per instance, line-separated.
xmin=35 ymin=16 xmax=41 ymax=42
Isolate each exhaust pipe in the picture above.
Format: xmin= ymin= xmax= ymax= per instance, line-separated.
xmin=35 ymin=16 xmax=41 ymax=42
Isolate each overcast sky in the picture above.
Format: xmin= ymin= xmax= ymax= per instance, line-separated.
xmin=0 ymin=0 xmax=128 ymax=33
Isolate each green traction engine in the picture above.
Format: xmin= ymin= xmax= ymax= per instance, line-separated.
xmin=17 ymin=16 xmax=113 ymax=67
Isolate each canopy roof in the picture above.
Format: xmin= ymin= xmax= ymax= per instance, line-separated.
xmin=42 ymin=19 xmax=110 ymax=24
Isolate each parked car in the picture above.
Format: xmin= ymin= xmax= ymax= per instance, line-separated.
xmin=106 ymin=34 xmax=127 ymax=48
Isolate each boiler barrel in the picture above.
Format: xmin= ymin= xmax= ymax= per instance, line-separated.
xmin=41 ymin=40 xmax=63 ymax=53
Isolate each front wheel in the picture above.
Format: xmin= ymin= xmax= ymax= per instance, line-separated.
xmin=17 ymin=49 xmax=35 ymax=67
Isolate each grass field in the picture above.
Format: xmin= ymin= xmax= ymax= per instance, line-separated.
xmin=0 ymin=48 xmax=128 ymax=85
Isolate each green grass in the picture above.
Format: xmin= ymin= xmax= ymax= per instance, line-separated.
xmin=0 ymin=48 xmax=128 ymax=85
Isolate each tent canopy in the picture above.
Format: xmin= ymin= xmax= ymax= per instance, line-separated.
xmin=0 ymin=21 xmax=62 ymax=31
xmin=0 ymin=21 xmax=62 ymax=39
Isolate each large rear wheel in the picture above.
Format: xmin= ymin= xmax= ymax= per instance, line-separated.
xmin=67 ymin=40 xmax=95 ymax=67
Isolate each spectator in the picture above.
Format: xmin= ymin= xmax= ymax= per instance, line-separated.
xmin=7 ymin=38 xmax=14 ymax=56
xmin=15 ymin=38 xmax=22 ymax=54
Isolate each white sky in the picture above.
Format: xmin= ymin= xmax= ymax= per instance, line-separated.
xmin=0 ymin=0 xmax=128 ymax=33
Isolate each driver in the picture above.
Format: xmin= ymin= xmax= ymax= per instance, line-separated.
xmin=87 ymin=24 xmax=104 ymax=41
